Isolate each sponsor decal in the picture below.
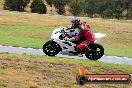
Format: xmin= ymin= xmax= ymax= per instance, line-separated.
xmin=76 ymin=67 xmax=131 ymax=85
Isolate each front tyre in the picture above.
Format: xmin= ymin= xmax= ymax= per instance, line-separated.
xmin=43 ymin=40 xmax=61 ymax=56
xmin=85 ymin=43 xmax=104 ymax=60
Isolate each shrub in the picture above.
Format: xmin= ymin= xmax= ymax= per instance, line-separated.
xmin=53 ymin=0 xmax=68 ymax=15
xmin=103 ymin=8 xmax=113 ymax=18
xmin=30 ymin=0 xmax=47 ymax=14
xmin=3 ymin=0 xmax=30 ymax=11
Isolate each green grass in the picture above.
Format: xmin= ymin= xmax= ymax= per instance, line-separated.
xmin=1 ymin=53 xmax=132 ymax=73
xmin=0 ymin=53 xmax=132 ymax=88
xmin=104 ymin=46 xmax=132 ymax=57
xmin=0 ymin=24 xmax=54 ymax=48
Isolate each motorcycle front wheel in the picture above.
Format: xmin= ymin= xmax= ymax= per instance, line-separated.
xmin=43 ymin=40 xmax=62 ymax=56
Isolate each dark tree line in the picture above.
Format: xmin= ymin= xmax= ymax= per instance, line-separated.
xmin=45 ymin=0 xmax=132 ymax=19
xmin=68 ymin=0 xmax=132 ymax=19
xmin=3 ymin=0 xmax=132 ymax=19
xmin=3 ymin=0 xmax=30 ymax=11
xmin=4 ymin=0 xmax=47 ymax=14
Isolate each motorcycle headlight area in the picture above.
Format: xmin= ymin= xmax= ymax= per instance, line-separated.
xmin=54 ymin=31 xmax=59 ymax=34
xmin=53 ymin=30 xmax=63 ymax=34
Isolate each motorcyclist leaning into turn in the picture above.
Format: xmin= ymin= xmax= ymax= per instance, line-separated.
xmin=69 ymin=17 xmax=95 ymax=56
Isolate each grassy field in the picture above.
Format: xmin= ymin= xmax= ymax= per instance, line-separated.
xmin=0 ymin=24 xmax=53 ymax=48
xmin=0 ymin=11 xmax=132 ymax=57
xmin=0 ymin=53 xmax=132 ymax=88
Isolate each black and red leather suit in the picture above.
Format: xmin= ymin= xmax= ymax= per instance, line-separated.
xmin=74 ymin=22 xmax=95 ymax=53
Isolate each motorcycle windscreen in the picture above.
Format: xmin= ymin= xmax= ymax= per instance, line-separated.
xmin=51 ymin=32 xmax=62 ymax=40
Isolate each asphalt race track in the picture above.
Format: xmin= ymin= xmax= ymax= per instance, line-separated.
xmin=0 ymin=45 xmax=132 ymax=66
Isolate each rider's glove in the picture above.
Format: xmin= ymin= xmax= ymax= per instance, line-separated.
xmin=69 ymin=37 xmax=75 ymax=42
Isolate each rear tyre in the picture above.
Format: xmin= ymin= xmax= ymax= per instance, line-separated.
xmin=85 ymin=43 xmax=104 ymax=60
xmin=43 ymin=40 xmax=62 ymax=56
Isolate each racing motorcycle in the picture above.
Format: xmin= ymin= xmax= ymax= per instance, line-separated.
xmin=43 ymin=27 xmax=106 ymax=60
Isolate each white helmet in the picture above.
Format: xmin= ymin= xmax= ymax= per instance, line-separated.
xmin=71 ymin=17 xmax=80 ymax=23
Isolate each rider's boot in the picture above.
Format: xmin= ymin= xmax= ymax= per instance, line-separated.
xmin=78 ymin=53 xmax=83 ymax=57
xmin=75 ymin=47 xmax=83 ymax=57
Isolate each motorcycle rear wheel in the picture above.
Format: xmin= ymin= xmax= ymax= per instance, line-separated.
xmin=85 ymin=43 xmax=104 ymax=60
xmin=43 ymin=40 xmax=62 ymax=56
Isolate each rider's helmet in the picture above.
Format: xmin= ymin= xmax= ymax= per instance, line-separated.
xmin=71 ymin=17 xmax=80 ymax=29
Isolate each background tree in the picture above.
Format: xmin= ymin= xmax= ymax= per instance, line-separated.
xmin=67 ymin=0 xmax=83 ymax=16
xmin=53 ymin=0 xmax=69 ymax=15
xmin=124 ymin=0 xmax=132 ymax=19
xmin=83 ymin=0 xmax=98 ymax=17
xmin=3 ymin=0 xmax=30 ymax=11
xmin=113 ymin=0 xmax=124 ymax=19
xmin=31 ymin=0 xmax=47 ymax=14
xmin=45 ymin=0 xmax=53 ymax=14
xmin=3 ymin=0 xmax=132 ymax=19
xmin=97 ymin=0 xmax=109 ymax=18
xmin=105 ymin=0 xmax=124 ymax=19
xmin=103 ymin=8 xmax=113 ymax=18
xmin=129 ymin=3 xmax=132 ymax=18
